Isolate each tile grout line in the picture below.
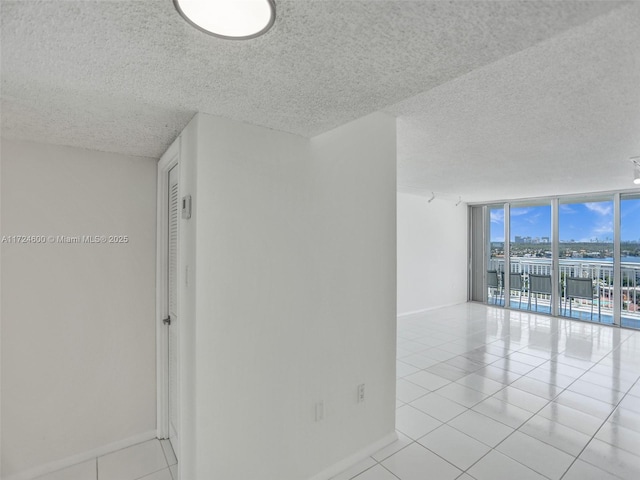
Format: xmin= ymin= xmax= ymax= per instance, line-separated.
xmin=398 ymin=314 xmax=639 ymax=479
xmin=557 ymin=375 xmax=640 ymax=480
xmin=392 ymin=309 xmax=640 ymax=480
xmin=458 ymin=329 xmax=638 ymax=479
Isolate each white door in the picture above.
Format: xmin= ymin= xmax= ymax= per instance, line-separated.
xmin=167 ymin=165 xmax=180 ymax=457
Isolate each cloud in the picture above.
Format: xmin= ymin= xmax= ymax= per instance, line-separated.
xmin=510 ymin=208 xmax=531 ymax=217
xmin=490 ymin=210 xmax=504 ymax=223
xmin=593 ymin=222 xmax=614 ymax=235
xmin=571 ymin=222 xmax=614 ymax=242
xmin=622 ymin=201 xmax=640 ymax=218
xmin=560 ymin=204 xmax=576 ymax=214
xmin=590 ymin=217 xmax=613 ymax=241
xmin=584 ymin=202 xmax=612 ymax=216
xmin=525 ymin=213 xmax=542 ymax=225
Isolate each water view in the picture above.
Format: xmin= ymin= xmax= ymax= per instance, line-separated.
xmin=486 ymin=196 xmax=640 ymax=328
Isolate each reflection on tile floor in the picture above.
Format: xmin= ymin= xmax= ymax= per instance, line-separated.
xmin=35 ymin=303 xmax=640 ymax=480
xmin=35 ymin=439 xmax=177 ymax=480
xmin=333 ymin=303 xmax=640 ymax=480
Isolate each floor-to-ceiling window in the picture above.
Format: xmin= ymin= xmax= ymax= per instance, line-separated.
xmin=621 ymin=194 xmax=640 ymax=328
xmin=471 ymin=191 xmax=640 ymax=329
xmin=558 ymin=197 xmax=614 ymax=324
xmin=509 ymin=203 xmax=552 ymax=312
xmin=488 ymin=205 xmax=505 ymax=306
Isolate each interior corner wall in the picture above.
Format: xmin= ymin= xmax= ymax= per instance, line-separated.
xmin=397 ymin=192 xmax=468 ymax=316
xmin=179 ymin=112 xmax=397 ymax=480
xmin=0 ymin=139 xmax=158 ymax=479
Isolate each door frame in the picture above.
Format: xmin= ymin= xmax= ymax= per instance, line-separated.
xmin=156 ymin=137 xmax=181 ymax=440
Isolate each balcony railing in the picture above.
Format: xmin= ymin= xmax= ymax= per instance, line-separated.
xmin=487 ymin=257 xmax=640 ymax=328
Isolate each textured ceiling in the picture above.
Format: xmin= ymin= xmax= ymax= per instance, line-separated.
xmin=1 ymin=0 xmax=639 ymax=201
xmin=389 ymin=2 xmax=640 ymax=202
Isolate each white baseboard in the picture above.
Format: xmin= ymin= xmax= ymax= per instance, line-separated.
xmin=307 ymin=431 xmax=398 ymax=480
xmin=4 ymin=430 xmax=157 ymax=480
xmin=397 ymin=301 xmax=466 ymax=319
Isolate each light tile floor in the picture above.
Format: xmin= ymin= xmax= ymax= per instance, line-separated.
xmin=334 ymin=303 xmax=640 ymax=480
xmin=35 ymin=439 xmax=177 ymax=480
xmin=36 ymin=303 xmax=640 ymax=480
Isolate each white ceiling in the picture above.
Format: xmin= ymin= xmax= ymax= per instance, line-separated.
xmin=2 ymin=0 xmax=639 ymax=202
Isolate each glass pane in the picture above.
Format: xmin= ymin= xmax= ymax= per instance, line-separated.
xmin=509 ymin=204 xmax=552 ymax=312
xmin=559 ymin=199 xmax=614 ymax=324
xmin=621 ymin=195 xmax=640 ymax=329
xmin=488 ymin=206 xmax=505 ymax=306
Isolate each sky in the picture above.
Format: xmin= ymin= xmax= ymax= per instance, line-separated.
xmin=490 ymin=198 xmax=640 ymax=243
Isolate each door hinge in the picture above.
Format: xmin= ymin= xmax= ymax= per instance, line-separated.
xmin=163 ymin=316 xmax=171 ymax=325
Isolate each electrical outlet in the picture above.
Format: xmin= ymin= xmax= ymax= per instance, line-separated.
xmin=315 ymin=401 xmax=324 ymax=422
xmin=357 ymin=384 xmax=365 ymax=403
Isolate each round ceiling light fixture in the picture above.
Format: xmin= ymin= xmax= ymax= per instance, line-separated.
xmin=174 ymin=0 xmax=275 ymax=39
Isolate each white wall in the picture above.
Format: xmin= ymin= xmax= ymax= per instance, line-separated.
xmin=0 ymin=140 xmax=158 ymax=478
xmin=174 ymin=117 xmax=198 ymax=480
xmin=177 ymin=112 xmax=397 ymax=480
xmin=397 ymin=192 xmax=468 ymax=316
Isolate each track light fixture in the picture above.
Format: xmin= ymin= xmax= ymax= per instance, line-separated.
xmin=631 ymin=156 xmax=640 ymax=185
xmin=174 ymin=0 xmax=276 ymax=39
